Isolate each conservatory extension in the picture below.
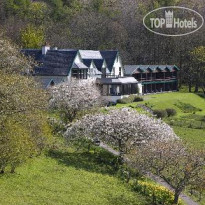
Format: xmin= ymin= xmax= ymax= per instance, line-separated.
xmin=124 ymin=65 xmax=180 ymax=94
xmin=96 ymin=77 xmax=139 ymax=102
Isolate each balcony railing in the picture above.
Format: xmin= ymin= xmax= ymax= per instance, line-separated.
xmin=105 ymin=75 xmax=122 ymax=78
xmin=137 ymin=77 xmax=177 ymax=82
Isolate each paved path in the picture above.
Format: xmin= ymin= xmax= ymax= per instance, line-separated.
xmin=99 ymin=142 xmax=199 ymax=205
xmin=146 ymin=173 xmax=199 ymax=205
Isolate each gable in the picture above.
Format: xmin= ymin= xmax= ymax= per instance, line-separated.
xmin=100 ymin=51 xmax=118 ymax=72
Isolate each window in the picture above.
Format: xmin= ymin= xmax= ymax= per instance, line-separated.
xmin=119 ymin=67 xmax=122 ymax=77
xmin=112 ymin=67 xmax=115 ymax=76
xmin=72 ymin=69 xmax=78 ymax=78
xmin=83 ymin=69 xmax=88 ymax=79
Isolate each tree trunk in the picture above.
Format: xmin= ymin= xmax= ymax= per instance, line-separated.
xmin=173 ymin=191 xmax=180 ymax=204
xmin=202 ymin=87 xmax=205 ymax=94
xmin=118 ymin=139 xmax=122 ymax=154
xmin=118 ymin=139 xmax=124 ymax=165
xmin=188 ymin=83 xmax=192 ymax=92
xmin=194 ymin=83 xmax=199 ymax=93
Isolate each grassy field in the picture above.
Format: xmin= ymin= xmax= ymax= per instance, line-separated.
xmin=0 ymin=147 xmax=149 ymax=205
xmin=117 ymin=92 xmax=205 ymax=116
xmin=173 ymin=126 xmax=205 ymax=147
xmin=1 ymin=92 xmax=204 ymax=205
xmin=116 ymin=92 xmax=205 ymax=147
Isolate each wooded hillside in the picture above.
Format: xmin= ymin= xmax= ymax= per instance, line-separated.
xmin=1 ymin=0 xmax=205 ymax=90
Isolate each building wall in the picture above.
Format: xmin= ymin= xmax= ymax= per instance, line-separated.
xmin=138 ymin=83 xmax=143 ymax=95
xmin=111 ymin=55 xmax=124 ymax=77
xmin=74 ymin=53 xmax=82 ymax=64
xmin=89 ymin=61 xmax=102 ymax=79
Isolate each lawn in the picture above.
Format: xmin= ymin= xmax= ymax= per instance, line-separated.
xmin=0 ymin=148 xmax=148 ymax=205
xmin=117 ymin=92 xmax=205 ymax=116
xmin=173 ymin=126 xmax=205 ymax=148
xmin=116 ymin=92 xmax=205 ymax=148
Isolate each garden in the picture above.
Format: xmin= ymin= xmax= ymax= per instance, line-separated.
xmin=0 ymin=36 xmax=204 ymax=205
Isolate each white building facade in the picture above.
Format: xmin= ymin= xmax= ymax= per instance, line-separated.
xmin=22 ymin=46 xmax=141 ymax=102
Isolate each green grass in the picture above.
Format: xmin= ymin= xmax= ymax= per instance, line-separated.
xmin=173 ymin=126 xmax=205 ymax=148
xmin=116 ymin=92 xmax=205 ymax=148
xmin=0 ymin=148 xmax=148 ymax=205
xmin=117 ymin=92 xmax=205 ymax=116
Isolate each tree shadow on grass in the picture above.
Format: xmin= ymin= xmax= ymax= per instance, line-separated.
xmin=196 ymin=93 xmax=205 ymax=99
xmin=47 ymin=148 xmax=120 ymax=176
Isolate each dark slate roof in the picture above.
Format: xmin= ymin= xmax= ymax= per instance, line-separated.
xmin=124 ymin=65 xmax=180 ymax=75
xmin=22 ymin=48 xmax=119 ymax=76
xmin=21 ymin=49 xmax=44 ymax=62
xmin=83 ymin=58 xmax=105 ymax=72
xmin=100 ymin=51 xmax=118 ymax=72
xmin=34 ymin=50 xmax=78 ymax=76
xmin=93 ymin=59 xmax=104 ymax=71
xmin=82 ymin=59 xmax=93 ymax=67
xmin=123 ymin=65 xmax=138 ymax=75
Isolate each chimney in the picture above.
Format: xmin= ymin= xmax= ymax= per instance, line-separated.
xmin=42 ymin=42 xmax=50 ymax=55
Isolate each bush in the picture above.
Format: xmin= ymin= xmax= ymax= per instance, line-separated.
xmin=153 ymin=109 xmax=168 ymax=118
xmin=133 ymin=96 xmax=144 ymax=102
xmin=132 ymin=180 xmax=184 ymax=205
xmin=107 ymin=102 xmax=117 ymax=107
xmin=166 ymin=108 xmax=177 ymax=117
xmin=117 ymin=98 xmax=130 ymax=104
xmin=117 ymin=95 xmax=142 ymax=104
xmin=175 ymin=102 xmax=201 ymax=113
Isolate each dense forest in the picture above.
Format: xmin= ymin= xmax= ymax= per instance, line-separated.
xmin=0 ymin=0 xmax=205 ymax=90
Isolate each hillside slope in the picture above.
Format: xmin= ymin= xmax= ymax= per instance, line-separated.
xmin=0 ymin=149 xmax=148 ymax=205
xmin=117 ymin=92 xmax=205 ymax=147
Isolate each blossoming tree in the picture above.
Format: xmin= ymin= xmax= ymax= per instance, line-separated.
xmin=49 ymin=79 xmax=105 ymax=122
xmin=65 ymin=108 xmax=178 ymax=153
xmin=129 ymin=140 xmax=205 ymax=204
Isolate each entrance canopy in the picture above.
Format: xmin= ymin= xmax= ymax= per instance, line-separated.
xmin=97 ymin=77 xmax=139 ymax=97
xmin=97 ymin=77 xmax=138 ymax=85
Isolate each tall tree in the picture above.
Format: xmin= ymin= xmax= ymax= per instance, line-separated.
xmin=190 ymin=46 xmax=205 ymax=93
xmin=0 ymin=34 xmax=51 ymax=173
xmin=65 ymin=108 xmax=178 ymax=153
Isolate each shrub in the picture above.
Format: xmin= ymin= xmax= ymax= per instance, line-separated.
xmin=166 ymin=108 xmax=177 ymax=117
xmin=153 ymin=109 xmax=168 ymax=118
xmin=117 ymin=98 xmax=129 ymax=104
xmin=175 ymin=101 xmax=201 ymax=113
xmin=117 ymin=95 xmax=143 ymax=104
xmin=132 ymin=180 xmax=184 ymax=205
xmin=133 ymin=96 xmax=144 ymax=102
